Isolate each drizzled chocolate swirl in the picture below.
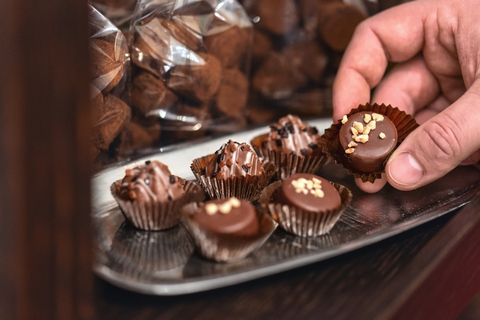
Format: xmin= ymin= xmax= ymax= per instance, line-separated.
xmin=205 ymin=140 xmax=265 ymax=179
xmin=262 ymin=114 xmax=320 ymax=156
xmin=120 ymin=160 xmax=184 ymax=202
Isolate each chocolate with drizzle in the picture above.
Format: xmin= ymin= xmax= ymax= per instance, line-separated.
xmin=262 ymin=114 xmax=320 ymax=156
xmin=120 ymin=160 xmax=184 ymax=202
xmin=205 ymin=140 xmax=265 ymax=179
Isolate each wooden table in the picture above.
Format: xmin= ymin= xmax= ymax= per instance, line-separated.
xmin=95 ymin=192 xmax=480 ymax=320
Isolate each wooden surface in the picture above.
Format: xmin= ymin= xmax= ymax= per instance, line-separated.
xmin=95 ymin=193 xmax=480 ymax=320
xmin=0 ymin=1 xmax=93 ymax=319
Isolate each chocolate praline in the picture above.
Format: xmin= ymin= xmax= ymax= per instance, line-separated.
xmin=194 ymin=198 xmax=259 ymax=236
xmin=276 ymin=173 xmax=341 ymax=213
xmin=338 ymin=111 xmax=398 ymax=173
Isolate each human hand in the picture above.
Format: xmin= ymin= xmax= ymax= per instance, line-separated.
xmin=332 ymin=0 xmax=480 ymax=193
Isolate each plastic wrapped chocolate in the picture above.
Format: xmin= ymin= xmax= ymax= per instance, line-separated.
xmin=243 ymin=0 xmax=371 ymax=125
xmin=130 ymin=0 xmax=254 ymax=149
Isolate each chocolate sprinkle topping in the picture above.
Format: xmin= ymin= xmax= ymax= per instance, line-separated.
xmin=308 ymin=142 xmax=318 ymax=150
xmin=145 ymin=160 xmax=151 ymax=165
xmin=242 ymin=164 xmax=249 ymax=172
xmin=276 ymin=139 xmax=283 ymax=147
xmin=286 ymin=122 xmax=295 ymax=134
xmin=240 ymin=146 xmax=245 ymax=151
xmin=290 ymin=151 xmax=297 ymax=156
xmin=301 ymin=149 xmax=308 ymax=156
xmin=309 ymin=127 xmax=319 ymax=135
xmin=169 ymin=175 xmax=176 ymax=184
xmin=167 ymin=195 xmax=173 ymax=201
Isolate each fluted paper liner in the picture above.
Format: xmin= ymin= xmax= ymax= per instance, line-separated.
xmin=182 ymin=203 xmax=277 ymax=262
xmin=111 ymin=177 xmax=205 ymax=231
xmin=251 ymin=134 xmax=329 ymax=180
xmin=190 ymin=155 xmax=276 ymax=201
xmin=108 ymin=222 xmax=194 ymax=276
xmin=259 ymin=180 xmax=352 ymax=237
xmin=322 ymin=103 xmax=418 ymax=183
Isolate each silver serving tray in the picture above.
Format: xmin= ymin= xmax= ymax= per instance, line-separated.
xmin=92 ymin=119 xmax=480 ymax=295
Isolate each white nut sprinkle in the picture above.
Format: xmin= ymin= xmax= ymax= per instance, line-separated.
xmin=365 ymin=120 xmax=376 ymax=131
xmin=351 ymin=127 xmax=359 ymax=135
xmin=345 ymin=148 xmax=355 ymax=154
xmin=229 ymin=197 xmax=241 ymax=208
xmin=205 ymin=204 xmax=218 ymax=215
xmin=347 ymin=141 xmax=358 ymax=148
xmin=372 ymin=113 xmax=384 ymax=122
xmin=341 ymin=115 xmax=348 ymax=124
xmin=219 ymin=203 xmax=232 ymax=214
xmin=379 ymin=132 xmax=386 ymax=139
xmin=353 ymin=121 xmax=364 ymax=134
xmin=312 ymin=178 xmax=321 ymax=184
xmin=364 ymin=114 xmax=372 ymax=123
xmin=315 ymin=189 xmax=325 ymax=198
xmin=355 ymin=134 xmax=369 ymax=143
xmin=302 ymin=189 xmax=309 ymax=195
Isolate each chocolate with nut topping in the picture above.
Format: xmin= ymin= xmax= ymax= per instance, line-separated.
xmin=339 ymin=111 xmax=397 ymax=173
xmin=120 ymin=160 xmax=184 ymax=202
xmin=205 ymin=140 xmax=265 ymax=179
xmin=194 ymin=197 xmax=259 ymax=236
xmin=275 ymin=173 xmax=341 ymax=213
xmin=262 ymin=115 xmax=320 ymax=156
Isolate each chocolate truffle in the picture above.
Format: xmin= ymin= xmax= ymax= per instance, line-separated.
xmin=262 ymin=114 xmax=321 ymax=157
xmin=276 ymin=173 xmax=341 ymax=212
xmin=165 ymin=52 xmax=222 ymax=103
xmin=193 ymin=197 xmax=259 ymax=236
xmin=117 ymin=121 xmax=161 ymax=157
xmin=282 ymin=40 xmax=328 ymax=84
xmin=338 ymin=111 xmax=398 ymax=173
xmin=90 ymin=38 xmax=127 ymax=94
xmin=255 ymin=0 xmax=299 ymax=36
xmin=205 ymin=140 xmax=265 ymax=179
xmin=215 ymin=69 xmax=249 ymax=117
xmin=251 ymin=29 xmax=273 ymax=67
xmin=253 ymin=52 xmax=308 ymax=99
xmin=93 ymin=94 xmax=131 ymax=151
xmin=131 ymin=71 xmax=178 ymax=116
xmin=204 ymin=26 xmax=251 ymax=69
xmin=120 ymin=160 xmax=185 ymax=202
xmin=317 ymin=1 xmax=366 ymax=51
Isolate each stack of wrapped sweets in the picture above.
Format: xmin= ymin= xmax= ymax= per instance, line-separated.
xmin=242 ymin=0 xmax=367 ymax=124
xmin=129 ymin=0 xmax=254 ymax=148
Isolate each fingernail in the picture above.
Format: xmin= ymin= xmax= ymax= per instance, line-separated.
xmin=388 ymin=153 xmax=424 ymax=186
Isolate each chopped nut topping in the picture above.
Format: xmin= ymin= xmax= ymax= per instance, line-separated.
xmin=379 ymin=132 xmax=386 ymax=139
xmin=372 ymin=113 xmax=384 ymax=122
xmin=230 ymin=197 xmax=241 ymax=208
xmin=291 ymin=177 xmax=325 ymax=198
xmin=351 ymin=127 xmax=359 ymax=135
xmin=347 ymin=141 xmax=358 ymax=148
xmin=365 ymin=120 xmax=376 ymax=131
xmin=353 ymin=121 xmax=364 ymax=134
xmin=341 ymin=115 xmax=348 ymax=124
xmin=205 ymin=204 xmax=218 ymax=215
xmin=363 ymin=128 xmax=371 ymax=135
xmin=345 ymin=148 xmax=355 ymax=154
xmin=364 ymin=114 xmax=372 ymax=123
xmin=355 ymin=134 xmax=369 ymax=143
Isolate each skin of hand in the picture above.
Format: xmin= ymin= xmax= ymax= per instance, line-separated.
xmin=332 ymin=0 xmax=480 ymax=193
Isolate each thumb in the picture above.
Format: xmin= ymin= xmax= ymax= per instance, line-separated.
xmin=385 ymin=85 xmax=480 ymax=191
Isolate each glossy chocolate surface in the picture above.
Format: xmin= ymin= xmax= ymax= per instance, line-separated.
xmin=194 ymin=198 xmax=259 ymax=236
xmin=120 ymin=160 xmax=184 ymax=202
xmin=262 ymin=114 xmax=320 ymax=156
xmin=205 ymin=140 xmax=265 ymax=179
xmin=276 ymin=173 xmax=341 ymax=212
xmin=339 ymin=112 xmax=397 ymax=173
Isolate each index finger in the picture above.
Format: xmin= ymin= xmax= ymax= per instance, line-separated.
xmin=332 ymin=0 xmax=430 ymax=122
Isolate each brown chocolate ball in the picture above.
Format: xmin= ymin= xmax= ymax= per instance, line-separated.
xmin=282 ymin=40 xmax=328 ymax=84
xmin=131 ymin=71 xmax=178 ymax=116
xmin=216 ymin=69 xmax=249 ymax=117
xmin=251 ymin=29 xmax=273 ymax=67
xmin=93 ymin=94 xmax=131 ymax=150
xmin=204 ymin=26 xmax=251 ymax=69
xmin=90 ymin=38 xmax=127 ymax=94
xmin=317 ymin=1 xmax=366 ymax=51
xmin=252 ymin=52 xmax=307 ymax=99
xmin=118 ymin=121 xmax=161 ymax=156
xmin=165 ymin=53 xmax=222 ymax=103
xmin=255 ymin=0 xmax=299 ymax=36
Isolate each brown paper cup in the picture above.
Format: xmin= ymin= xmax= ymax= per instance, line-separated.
xmin=322 ymin=103 xmax=418 ymax=183
xmin=251 ymin=134 xmax=329 ymax=180
xmin=111 ymin=177 xmax=205 ymax=231
xmin=190 ymin=155 xmax=276 ymax=201
xmin=182 ymin=203 xmax=277 ymax=262
xmin=258 ymin=180 xmax=352 ymax=237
